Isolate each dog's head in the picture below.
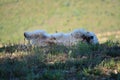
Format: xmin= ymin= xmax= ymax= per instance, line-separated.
xmin=82 ymin=32 xmax=99 ymax=44
xmin=24 ymin=30 xmax=47 ymax=40
xmin=72 ymin=29 xmax=87 ymax=39
xmin=72 ymin=29 xmax=99 ymax=44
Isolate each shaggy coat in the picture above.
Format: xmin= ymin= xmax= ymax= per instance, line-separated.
xmin=24 ymin=29 xmax=99 ymax=46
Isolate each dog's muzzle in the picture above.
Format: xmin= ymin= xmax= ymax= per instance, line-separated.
xmin=24 ymin=32 xmax=30 ymax=40
xmin=81 ymin=35 xmax=94 ymax=43
xmin=24 ymin=32 xmax=27 ymax=38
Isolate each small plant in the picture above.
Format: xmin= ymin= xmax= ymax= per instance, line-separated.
xmin=39 ymin=70 xmax=65 ymax=80
xmin=101 ymin=41 xmax=120 ymax=57
xmin=0 ymin=41 xmax=120 ymax=79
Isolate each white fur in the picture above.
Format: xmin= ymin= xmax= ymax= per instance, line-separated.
xmin=24 ymin=29 xmax=99 ymax=46
xmin=85 ymin=32 xmax=98 ymax=44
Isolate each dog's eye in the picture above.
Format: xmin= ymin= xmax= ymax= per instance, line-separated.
xmin=90 ymin=36 xmax=93 ymax=39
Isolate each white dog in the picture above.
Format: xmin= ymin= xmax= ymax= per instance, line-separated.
xmin=24 ymin=29 xmax=99 ymax=46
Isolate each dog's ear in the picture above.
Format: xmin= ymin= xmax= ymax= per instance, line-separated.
xmin=81 ymin=34 xmax=86 ymax=39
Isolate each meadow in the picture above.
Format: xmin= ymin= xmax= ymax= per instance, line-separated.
xmin=0 ymin=0 xmax=120 ymax=80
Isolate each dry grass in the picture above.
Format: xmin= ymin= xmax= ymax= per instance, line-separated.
xmin=0 ymin=41 xmax=120 ymax=79
xmin=0 ymin=0 xmax=120 ymax=43
xmin=0 ymin=0 xmax=120 ymax=79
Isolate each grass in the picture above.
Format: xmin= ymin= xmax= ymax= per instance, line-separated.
xmin=0 ymin=41 xmax=120 ymax=80
xmin=0 ymin=0 xmax=120 ymax=43
xmin=0 ymin=0 xmax=120 ymax=80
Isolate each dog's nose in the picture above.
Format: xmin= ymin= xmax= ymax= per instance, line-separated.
xmin=24 ymin=32 xmax=27 ymax=38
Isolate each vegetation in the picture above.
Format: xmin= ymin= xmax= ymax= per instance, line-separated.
xmin=0 ymin=0 xmax=120 ymax=80
xmin=0 ymin=41 xmax=120 ymax=80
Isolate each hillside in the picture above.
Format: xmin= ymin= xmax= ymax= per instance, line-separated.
xmin=0 ymin=0 xmax=120 ymax=43
xmin=0 ymin=0 xmax=120 ymax=80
